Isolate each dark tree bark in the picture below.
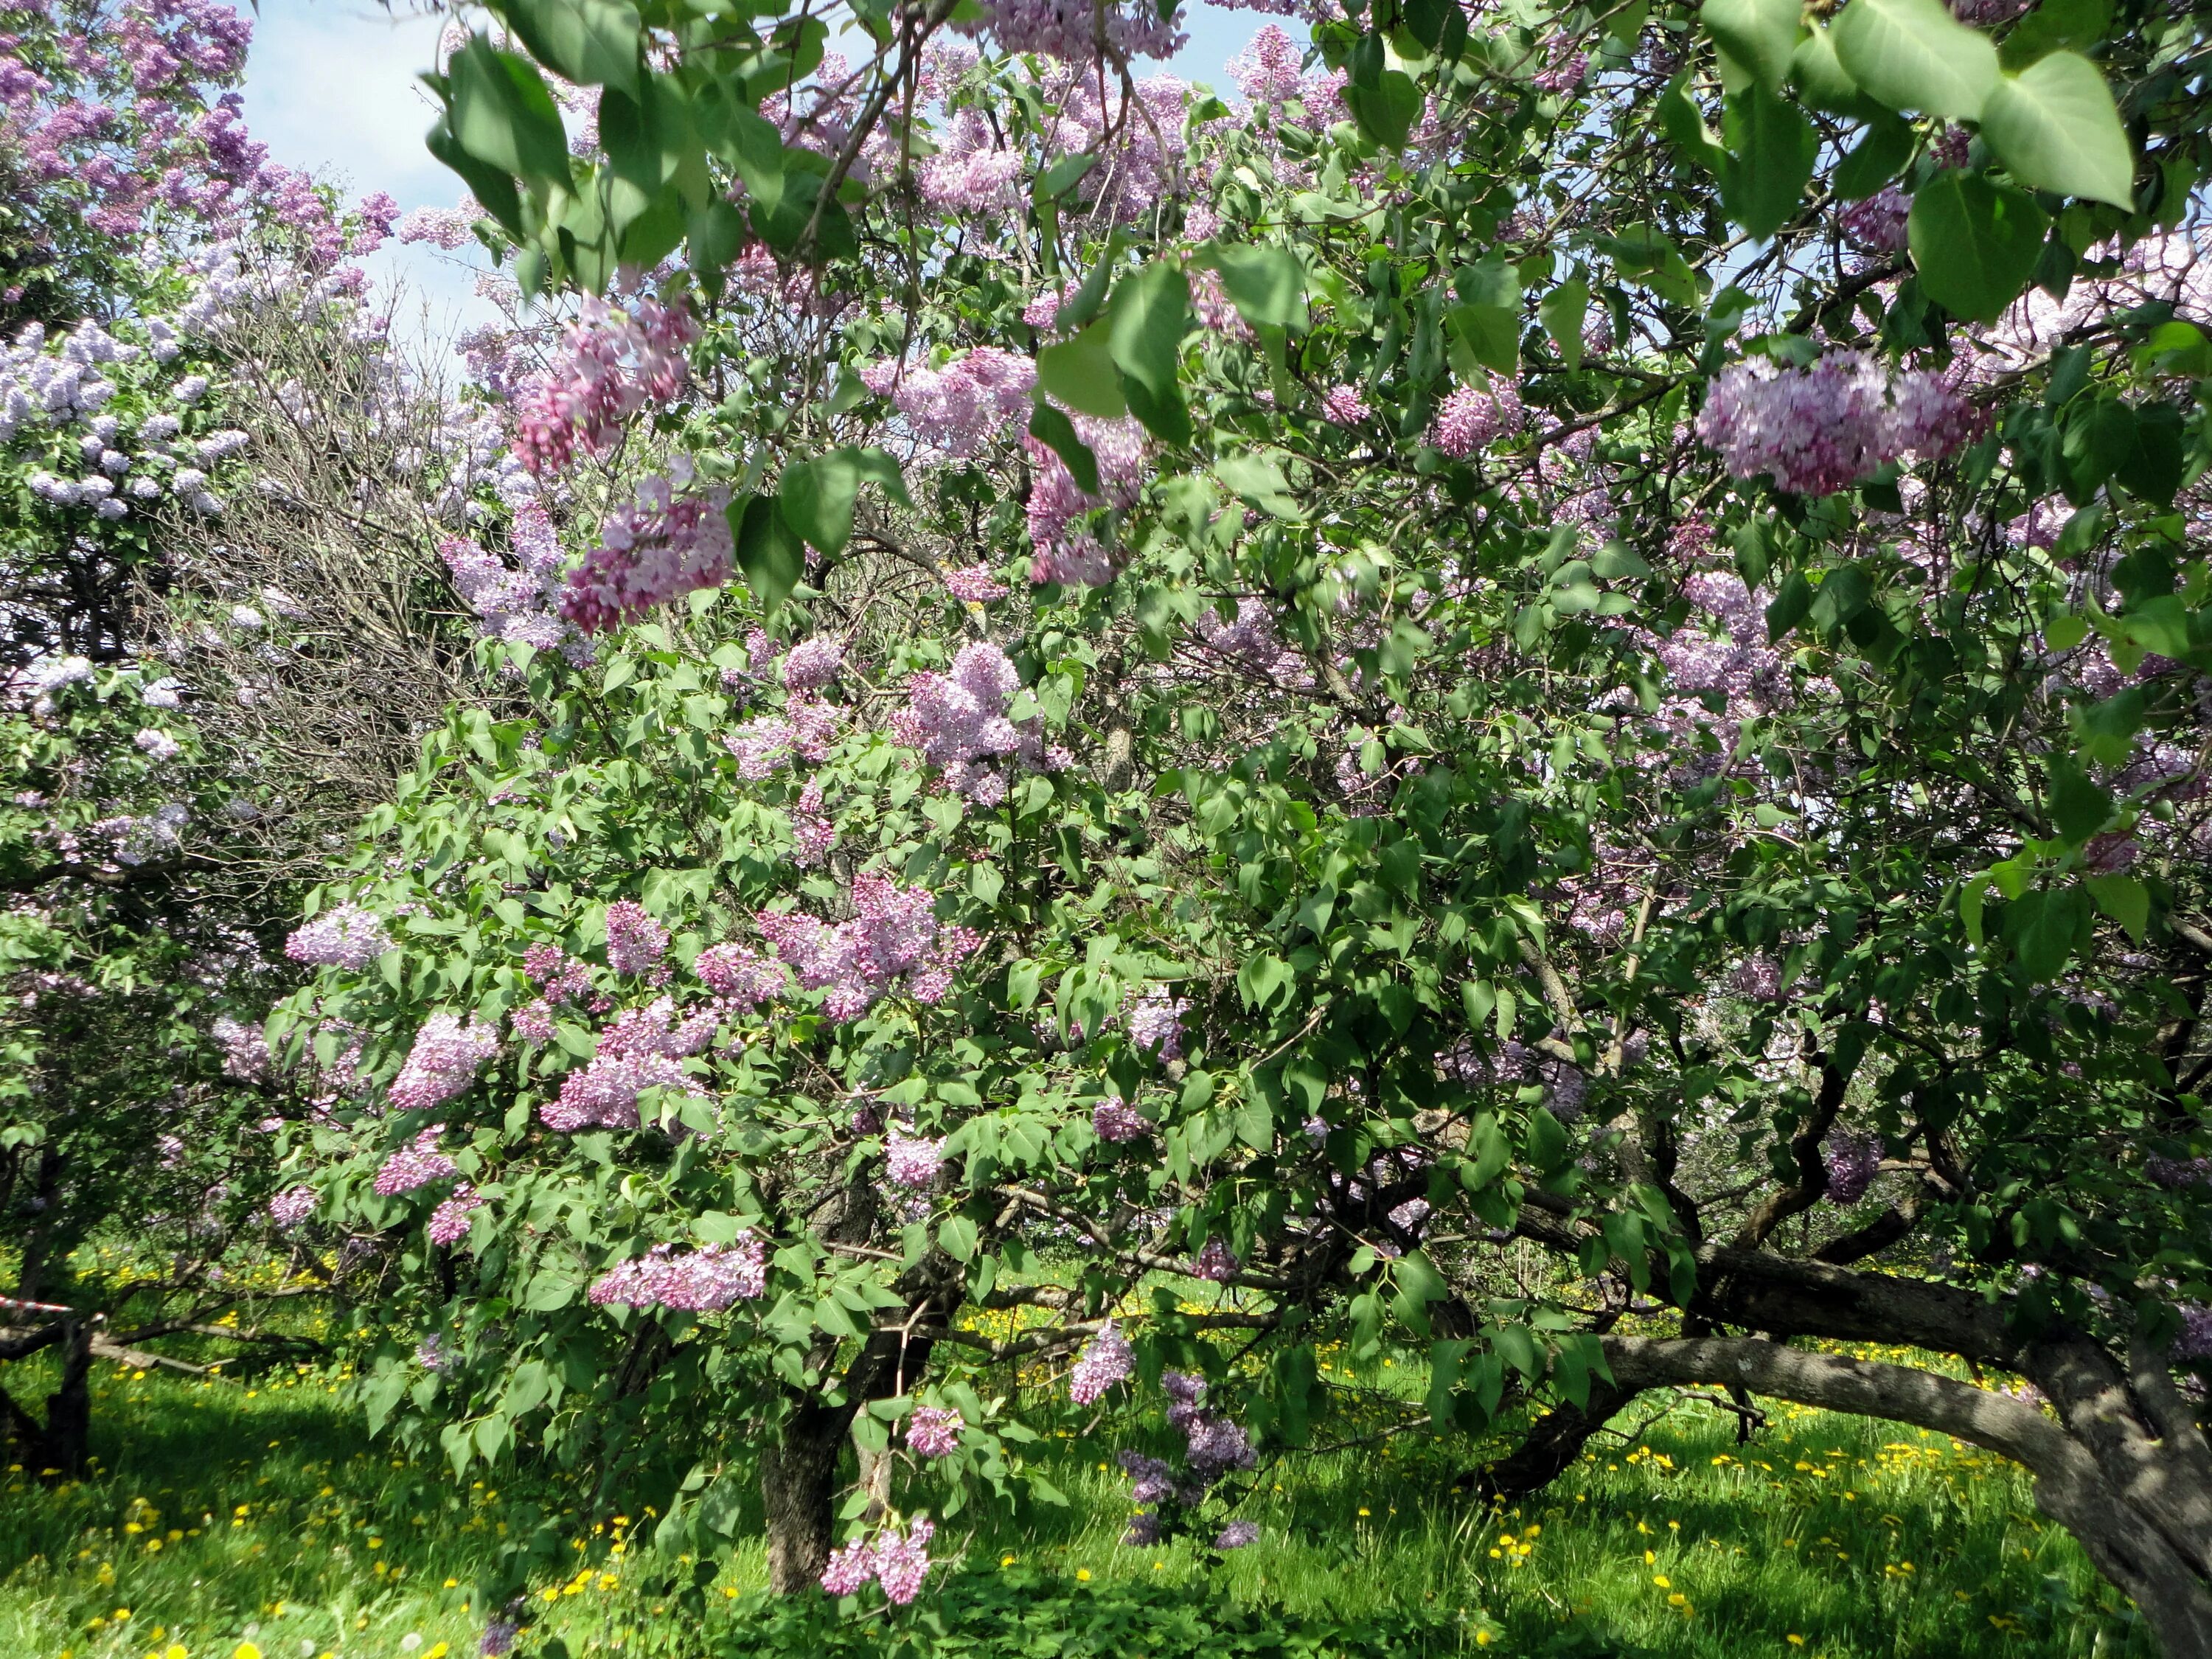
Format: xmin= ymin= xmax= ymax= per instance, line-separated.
xmin=0 ymin=1316 xmax=94 ymax=1478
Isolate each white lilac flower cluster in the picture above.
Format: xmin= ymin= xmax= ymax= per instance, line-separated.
xmin=283 ymin=902 xmax=392 ymax=970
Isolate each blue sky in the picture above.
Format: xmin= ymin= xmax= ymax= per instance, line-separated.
xmin=238 ymin=2 xmax=1284 ymax=352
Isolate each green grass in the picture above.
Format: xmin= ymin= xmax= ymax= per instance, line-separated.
xmin=0 ymin=1343 xmax=2154 ymax=1659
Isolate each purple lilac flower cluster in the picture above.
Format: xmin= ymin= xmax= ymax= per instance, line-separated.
xmin=724 ymin=695 xmax=841 ymax=779
xmin=940 ymin=563 xmax=1009 ymax=602
xmin=905 ymin=1404 xmax=964 ymax=1458
xmin=2146 ymin=1155 xmax=2212 ymax=1189
xmin=1429 ymin=376 xmax=1526 ymax=459
xmin=753 ymin=871 xmax=981 ymax=1020
xmin=1092 ymin=1097 xmax=1150 ymax=1141
xmin=1125 ymin=987 xmax=1186 ymax=1060
xmin=559 ymin=473 xmax=734 ymax=636
xmin=1022 ymin=415 xmax=1146 ymax=585
xmin=603 ymin=900 xmax=669 ymax=975
xmin=374 ymin=1124 xmax=458 ymax=1197
xmin=1070 ymin=1321 xmax=1135 ymax=1405
xmin=1193 ymin=1237 xmax=1239 ymax=1282
xmin=694 ymin=942 xmax=789 ymax=1009
xmin=1696 ymin=349 xmax=1981 ymax=495
xmin=1838 ymin=185 xmax=1910 ymax=255
xmin=386 ymin=1013 xmax=498 ymax=1114
xmin=512 ymin=293 xmax=696 ymax=475
xmin=888 ymin=641 xmax=1071 ymax=805
xmin=819 ymin=1516 xmax=936 ymax=1603
xmin=858 ymin=347 xmax=1034 ymax=457
xmin=283 ymin=902 xmax=391 ymax=970
xmin=588 ymin=1236 xmax=768 ymax=1311
xmin=212 ymin=1014 xmax=268 ymax=1081
xmin=441 ymin=501 xmax=592 ymax=664
xmin=427 ymin=1183 xmax=484 ymax=1246
xmin=956 ymin=0 xmax=1185 ymax=64
xmin=885 ymin=1129 xmax=947 ymax=1189
xmin=541 ymin=1049 xmax=704 ymax=1133
xmin=1822 ymin=1127 xmax=1884 ymax=1206
xmin=267 ymin=1185 xmax=316 ymax=1229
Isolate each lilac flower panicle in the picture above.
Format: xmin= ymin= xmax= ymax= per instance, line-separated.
xmin=1823 ymin=1127 xmax=1883 ymax=1206
xmin=284 ymin=902 xmax=392 ymax=970
xmin=268 ymin=1186 xmax=316 ymax=1229
xmin=1070 ymin=1321 xmax=1135 ymax=1404
xmin=428 ymin=1184 xmax=485 ymax=1246
xmin=588 ymin=1236 xmax=769 ymax=1311
xmin=375 ymin=1124 xmax=459 ymax=1197
xmin=820 ymin=1538 xmax=877 ymax=1596
xmin=781 ymin=634 xmax=846 ymax=690
xmin=2174 ymin=1303 xmax=2212 ymax=1363
xmin=1125 ymin=987 xmax=1186 ymax=1060
xmin=1092 ymin=1097 xmax=1150 ymax=1141
xmin=1216 ymin=1520 xmax=1261 ymax=1550
xmin=2146 ymin=1155 xmax=2212 ymax=1189
xmin=872 ymin=1517 xmax=936 ymax=1604
xmin=480 ymin=1619 xmax=521 ymax=1658
xmin=695 ymin=942 xmax=787 ymax=1008
xmin=1119 ymin=1450 xmax=1180 ymax=1503
xmin=1193 ymin=1236 xmax=1238 ymax=1282
xmin=906 ymin=1404 xmax=964 ymax=1458
xmin=885 ymin=1129 xmax=946 ymax=1190
xmin=604 ymin=900 xmax=670 ymax=975
xmin=1697 ymin=350 xmax=1980 ymax=495
xmin=542 ymin=1050 xmax=705 ymax=1132
xmin=386 ymin=1013 xmax=499 ymax=1114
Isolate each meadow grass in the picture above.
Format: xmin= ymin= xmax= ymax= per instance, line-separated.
xmin=0 ymin=1340 xmax=2154 ymax=1659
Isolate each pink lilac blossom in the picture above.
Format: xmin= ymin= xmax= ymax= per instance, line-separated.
xmin=604 ymin=900 xmax=669 ymax=975
xmin=1125 ymin=987 xmax=1186 ymax=1060
xmin=914 ymin=110 xmax=1027 ymax=215
xmin=284 ymin=902 xmax=391 ymax=970
xmin=267 ymin=1186 xmax=316 ymax=1229
xmin=941 ymin=563 xmax=1009 ymax=602
xmin=1731 ymin=955 xmax=1785 ymax=1000
xmin=442 ymin=502 xmax=590 ymax=662
xmin=1839 ymin=186 xmax=1910 ymax=255
xmin=524 ymin=942 xmax=595 ymax=1004
xmin=1216 ymin=1520 xmax=1261 ymax=1549
xmin=1530 ymin=31 xmax=1589 ymax=91
xmin=858 ymin=346 xmax=1035 ymax=456
xmin=906 ymin=1405 xmax=963 ymax=1458
xmin=588 ymin=1236 xmax=768 ymax=1310
xmin=1696 ymin=349 xmax=1982 ymax=495
xmin=723 ymin=694 xmax=841 ymax=779
xmin=1193 ymin=1236 xmax=1238 ymax=1282
xmin=819 ymin=1517 xmax=937 ymax=1603
xmin=560 ymin=474 xmax=734 ymax=635
xmin=1429 ymin=376 xmax=1525 ymax=459
xmin=781 ymin=635 xmax=846 ymax=690
xmin=1229 ymin=24 xmax=1304 ymax=105
xmin=386 ymin=1013 xmax=498 ymax=1114
xmin=428 ymin=1184 xmax=484 ymax=1246
xmin=1070 ymin=1321 xmax=1135 ymax=1404
xmin=1023 ymin=415 xmax=1147 ymax=585
xmin=694 ymin=943 xmax=788 ymax=1009
xmin=888 ymin=641 xmax=1070 ymax=803
xmin=541 ymin=1051 xmax=704 ymax=1132
xmin=790 ymin=777 xmax=835 ymax=867
xmin=512 ymin=293 xmax=696 ymax=474
xmin=512 ymin=1001 xmax=557 ymax=1045
xmin=956 ymin=0 xmax=1185 ymax=64
xmin=374 ymin=1124 xmax=458 ymax=1197
xmin=1093 ymin=1097 xmax=1150 ymax=1141
xmin=754 ymin=872 xmax=982 ymax=1020
xmin=212 ymin=1014 xmax=269 ymax=1081
xmin=1319 ymin=383 xmax=1370 ymax=425
xmin=884 ymin=1128 xmax=946 ymax=1189
xmin=597 ymin=996 xmax=717 ymax=1059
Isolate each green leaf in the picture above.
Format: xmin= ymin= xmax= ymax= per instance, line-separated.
xmin=425 ymin=112 xmax=524 ymax=241
xmin=1702 ymin=0 xmax=1802 ymax=94
xmin=446 ymin=35 xmax=573 ymax=193
xmin=1979 ymin=52 xmax=2135 ymax=208
xmin=1215 ymin=451 xmax=1304 ymax=520
xmin=1342 ymin=68 xmax=1423 ymax=149
xmin=728 ymin=493 xmax=802 ymax=613
xmin=1528 ymin=1106 xmax=1570 ymax=1173
xmin=1658 ymin=72 xmax=1724 ymax=170
xmin=1032 ymin=152 xmax=1098 ymax=202
xmin=1908 ymin=171 xmax=2049 ymax=324
xmin=1834 ymin=110 xmax=1915 ymax=199
xmin=1831 ymin=0 xmax=1999 ymax=120
xmin=1447 ymin=304 xmax=1519 ymax=375
xmin=1998 ymin=0 xmax=2110 ymax=69
xmin=1034 ymin=320 xmax=1127 ymax=419
xmin=1719 ymin=83 xmax=1818 ymax=242
xmin=1539 ymin=278 xmax=1590 ymax=370
xmin=777 ymin=448 xmax=908 ymax=556
xmin=2046 ymin=761 xmax=2112 ymax=843
xmin=938 ymin=1216 xmax=979 ymax=1262
xmin=2084 ymin=873 xmax=2148 ymax=941
xmin=1767 ymin=570 xmax=1814 ymax=637
xmin=1026 ymin=403 xmax=1100 ymax=495
xmin=1238 ymin=953 xmax=1293 ymax=1011
xmin=2002 ymin=884 xmax=2093 ymax=980
xmin=1790 ymin=25 xmax=1881 ymax=117
xmin=1109 ymin=260 xmax=1193 ymax=446
xmin=1601 ymin=225 xmax=1700 ymax=307
xmin=1208 ymin=243 xmax=1308 ymax=332
xmin=490 ymin=0 xmax=641 ymax=95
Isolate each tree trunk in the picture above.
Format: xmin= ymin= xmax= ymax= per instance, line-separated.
xmin=39 ymin=1317 xmax=92 ymax=1477
xmin=1458 ymin=1374 xmax=1638 ymax=1502
xmin=761 ymin=1394 xmax=847 ymax=1594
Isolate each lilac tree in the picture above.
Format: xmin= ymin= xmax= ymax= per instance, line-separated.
xmin=234 ymin=0 xmax=2212 ymax=1650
